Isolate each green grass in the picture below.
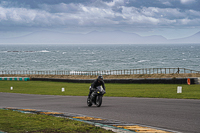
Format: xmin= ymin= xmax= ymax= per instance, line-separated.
xmin=0 ymin=109 xmax=113 ymax=133
xmin=0 ymin=81 xmax=200 ymax=99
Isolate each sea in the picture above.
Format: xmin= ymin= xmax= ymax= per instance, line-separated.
xmin=0 ymin=44 xmax=200 ymax=72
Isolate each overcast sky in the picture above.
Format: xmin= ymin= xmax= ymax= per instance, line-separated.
xmin=0 ymin=0 xmax=200 ymax=39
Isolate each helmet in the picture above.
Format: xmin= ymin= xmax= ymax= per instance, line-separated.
xmin=97 ymin=75 xmax=103 ymax=81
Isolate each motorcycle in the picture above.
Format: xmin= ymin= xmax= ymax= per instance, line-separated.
xmin=87 ymin=86 xmax=106 ymax=107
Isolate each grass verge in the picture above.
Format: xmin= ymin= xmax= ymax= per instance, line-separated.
xmin=0 ymin=81 xmax=200 ymax=99
xmin=0 ymin=109 xmax=113 ymax=133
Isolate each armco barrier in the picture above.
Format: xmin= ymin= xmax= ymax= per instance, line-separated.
xmin=105 ymin=78 xmax=198 ymax=84
xmin=31 ymin=78 xmax=94 ymax=83
xmin=0 ymin=77 xmax=30 ymax=81
xmin=31 ymin=77 xmax=199 ymax=84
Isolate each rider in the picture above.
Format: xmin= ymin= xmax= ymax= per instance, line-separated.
xmin=88 ymin=75 xmax=106 ymax=98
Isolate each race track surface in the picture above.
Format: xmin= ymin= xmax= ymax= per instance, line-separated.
xmin=0 ymin=93 xmax=199 ymax=133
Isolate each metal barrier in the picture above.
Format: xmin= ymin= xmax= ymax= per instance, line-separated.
xmin=31 ymin=77 xmax=199 ymax=84
xmin=0 ymin=68 xmax=199 ymax=76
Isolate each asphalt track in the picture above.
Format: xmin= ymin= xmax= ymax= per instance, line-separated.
xmin=0 ymin=93 xmax=200 ymax=133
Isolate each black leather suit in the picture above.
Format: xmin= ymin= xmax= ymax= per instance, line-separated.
xmin=88 ymin=79 xmax=105 ymax=97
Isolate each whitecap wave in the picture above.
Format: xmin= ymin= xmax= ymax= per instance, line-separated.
xmin=38 ymin=50 xmax=50 ymax=52
xmin=138 ymin=60 xmax=150 ymax=62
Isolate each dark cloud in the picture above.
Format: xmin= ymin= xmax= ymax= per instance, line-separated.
xmin=0 ymin=0 xmax=93 ymax=9
xmin=1 ymin=0 xmax=199 ymax=11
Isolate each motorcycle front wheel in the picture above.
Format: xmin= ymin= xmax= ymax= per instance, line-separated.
xmin=96 ymin=95 xmax=102 ymax=107
xmin=87 ymin=98 xmax=92 ymax=107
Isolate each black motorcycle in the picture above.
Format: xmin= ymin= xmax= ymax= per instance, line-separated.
xmin=87 ymin=86 xmax=106 ymax=107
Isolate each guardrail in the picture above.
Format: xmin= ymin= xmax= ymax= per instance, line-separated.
xmin=0 ymin=68 xmax=199 ymax=76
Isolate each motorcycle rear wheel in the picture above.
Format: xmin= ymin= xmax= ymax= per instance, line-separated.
xmin=96 ymin=95 xmax=102 ymax=107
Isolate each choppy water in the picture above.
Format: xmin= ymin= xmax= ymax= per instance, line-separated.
xmin=0 ymin=44 xmax=200 ymax=71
